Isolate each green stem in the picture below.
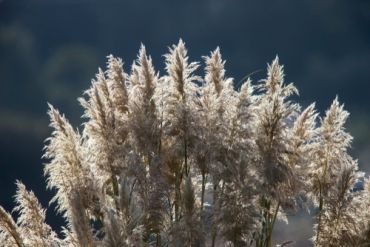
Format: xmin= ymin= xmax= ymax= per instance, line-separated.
xmin=200 ymin=172 xmax=206 ymax=215
xmin=156 ymin=233 xmax=161 ymax=246
xmin=184 ymin=137 xmax=188 ymax=176
xmin=267 ymin=201 xmax=280 ymax=247
xmin=211 ymin=183 xmax=218 ymax=247
xmin=316 ymin=180 xmax=324 ymax=246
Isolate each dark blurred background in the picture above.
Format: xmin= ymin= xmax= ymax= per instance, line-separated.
xmin=1 ymin=0 xmax=369 ymax=245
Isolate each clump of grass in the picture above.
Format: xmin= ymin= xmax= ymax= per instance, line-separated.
xmin=1 ymin=40 xmax=369 ymax=247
